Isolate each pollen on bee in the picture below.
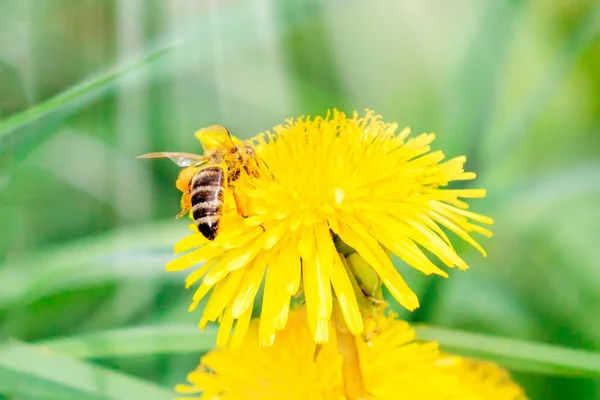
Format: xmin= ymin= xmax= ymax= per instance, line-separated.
xmin=176 ymin=166 xmax=199 ymax=192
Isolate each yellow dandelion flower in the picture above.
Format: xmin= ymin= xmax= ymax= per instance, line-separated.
xmin=168 ymin=109 xmax=493 ymax=346
xmin=175 ymin=308 xmax=525 ymax=400
xmin=437 ymin=356 xmax=529 ymax=400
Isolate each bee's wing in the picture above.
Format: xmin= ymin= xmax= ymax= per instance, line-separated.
xmin=136 ymin=152 xmax=208 ymax=167
xmin=195 ymin=124 xmax=240 ymax=152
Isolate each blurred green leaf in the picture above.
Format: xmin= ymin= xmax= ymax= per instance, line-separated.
xmin=278 ymin=0 xmax=348 ymax=114
xmin=0 ymin=61 xmax=29 ymax=119
xmin=0 ymin=220 xmax=185 ymax=308
xmin=481 ymin=163 xmax=600 ymax=214
xmin=443 ymin=0 xmax=523 ymax=157
xmin=0 ymin=39 xmax=179 ymax=166
xmin=33 ymin=325 xmax=216 ymax=359
xmin=32 ymin=324 xmax=600 ymax=378
xmin=416 ymin=325 xmax=600 ymax=378
xmin=493 ymin=1 xmax=600 ymax=161
xmin=0 ymin=340 xmax=172 ymax=400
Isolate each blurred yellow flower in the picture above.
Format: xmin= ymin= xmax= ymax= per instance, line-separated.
xmin=169 ymin=110 xmax=492 ymax=346
xmin=441 ymin=357 xmax=529 ymax=400
xmin=175 ymin=308 xmax=526 ymax=400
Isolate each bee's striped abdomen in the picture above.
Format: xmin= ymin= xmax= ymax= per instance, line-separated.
xmin=190 ymin=166 xmax=225 ymax=240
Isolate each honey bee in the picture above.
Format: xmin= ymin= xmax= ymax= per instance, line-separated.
xmin=137 ymin=125 xmax=261 ymax=240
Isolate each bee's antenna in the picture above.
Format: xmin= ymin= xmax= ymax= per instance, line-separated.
xmin=223 ymin=126 xmax=237 ymax=149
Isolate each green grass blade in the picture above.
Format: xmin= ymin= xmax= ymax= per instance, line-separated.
xmin=32 ymin=324 xmax=600 ymax=378
xmin=0 ymin=339 xmax=173 ymax=400
xmin=415 ymin=325 xmax=600 ymax=378
xmin=33 ymin=325 xmax=217 ymax=359
xmin=0 ymin=39 xmax=180 ymax=165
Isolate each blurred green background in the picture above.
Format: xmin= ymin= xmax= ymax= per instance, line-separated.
xmin=1 ymin=0 xmax=600 ymax=399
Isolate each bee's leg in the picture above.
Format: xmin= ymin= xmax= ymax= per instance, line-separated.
xmin=176 ymin=191 xmax=191 ymax=219
xmin=231 ymin=179 xmax=266 ymax=233
xmin=232 ymin=186 xmax=249 ymax=218
xmin=313 ymin=344 xmax=323 ymax=361
xmin=243 ymin=163 xmax=260 ymax=178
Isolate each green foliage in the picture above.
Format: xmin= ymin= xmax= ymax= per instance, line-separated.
xmin=0 ymin=40 xmax=178 ymax=166
xmin=1 ymin=0 xmax=599 ymax=399
xmin=30 ymin=324 xmax=600 ymax=378
xmin=0 ymin=340 xmax=173 ymax=400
